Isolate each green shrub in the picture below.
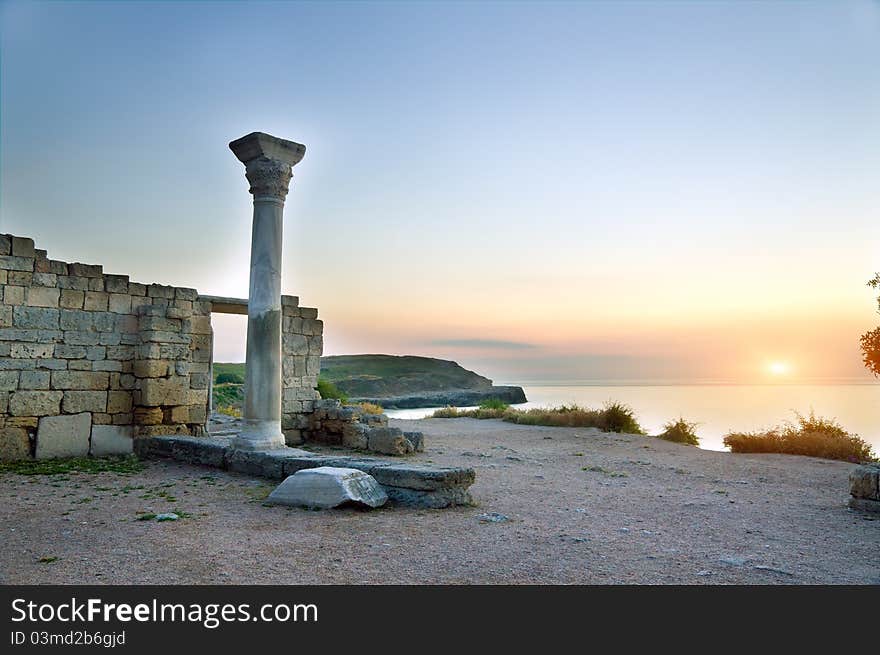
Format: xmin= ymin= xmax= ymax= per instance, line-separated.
xmin=479 ymin=398 xmax=510 ymax=411
xmin=657 ymin=418 xmax=700 ymax=446
xmin=215 ymin=372 xmax=244 ymax=385
xmin=317 ymin=376 xmax=348 ymax=403
xmin=723 ymin=411 xmax=875 ymax=462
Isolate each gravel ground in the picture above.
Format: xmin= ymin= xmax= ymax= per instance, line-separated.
xmin=1 ymin=417 xmax=878 ymax=584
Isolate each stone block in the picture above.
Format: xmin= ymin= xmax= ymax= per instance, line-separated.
xmin=0 ymin=306 xmax=11 ymax=327
xmin=300 ymin=307 xmax=318 ymax=320
xmin=167 ymin=405 xmax=189 ymax=423
xmin=63 ymin=332 xmax=100 ymax=346
xmin=10 ymin=237 xmax=35 ymax=258
xmin=10 ymin=342 xmax=54 ymax=358
xmin=103 ymin=275 xmax=129 ymax=294
xmin=283 ymin=334 xmax=308 ymax=354
xmin=128 ymin=282 xmax=146 ymax=296
xmin=9 ymin=390 xmax=62 ymax=416
xmin=366 ymin=427 xmax=414 ymax=456
xmin=106 ymin=391 xmax=132 ymax=414
xmin=33 ymin=251 xmax=50 ymax=273
xmin=13 ymin=306 xmax=59 ymax=329
xmin=108 ymin=293 xmax=131 ymax=314
xmin=68 ymin=263 xmax=102 ymax=278
xmin=185 ymin=315 xmax=212 ymax=334
xmin=51 ymin=371 xmax=109 ymax=390
xmin=90 ymin=425 xmax=133 ymax=456
xmin=85 ymin=345 xmax=106 ymax=360
xmin=133 ymin=406 xmax=164 ymax=425
xmin=266 ymin=467 xmax=387 ymax=509
xmin=166 ymin=307 xmax=191 ymax=320
xmin=35 ymin=413 xmax=91 ymax=459
xmin=8 ymin=272 xmax=32 ymax=286
xmin=83 ymin=291 xmax=109 ymax=311
xmin=342 ymin=422 xmax=369 ymax=450
xmin=0 ymin=256 xmax=34 ymax=272
xmin=62 ymin=390 xmax=107 ymax=414
xmin=0 ymin=234 xmax=9 ymax=256
xmin=850 ymin=464 xmax=880 ymax=501
xmin=147 ymin=284 xmax=175 ymax=299
xmin=54 ymin=344 xmax=87 ymax=359
xmin=403 ymin=431 xmax=425 ymax=452
xmin=48 ymin=260 xmax=68 ymax=275
xmin=59 ymin=309 xmax=116 ymax=332
xmin=0 ymin=371 xmax=18 ymax=391
xmin=3 ymin=286 xmax=25 ymax=306
xmin=0 ymin=427 xmax=30 ymax=461
xmin=132 ymin=359 xmax=171 ymax=378
xmin=35 ymin=359 xmax=67 ymax=371
xmin=188 ymin=404 xmax=207 ymax=424
xmin=140 ymin=376 xmax=189 ymax=406
xmin=68 ymin=360 xmax=92 ymax=371
xmin=174 ymin=287 xmax=198 ymax=301
xmin=136 ymin=424 xmax=190 ymax=437
xmin=18 ymin=371 xmax=50 ymax=390
xmin=32 ymin=272 xmax=56 ymax=286
xmin=59 ymin=289 xmax=85 ymax=309
xmin=57 ymin=275 xmax=89 ymax=291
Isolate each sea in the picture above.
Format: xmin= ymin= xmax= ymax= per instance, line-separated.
xmin=384 ymin=382 xmax=880 ymax=452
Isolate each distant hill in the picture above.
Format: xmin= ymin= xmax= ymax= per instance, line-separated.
xmin=320 ymin=354 xmax=527 ymax=409
xmin=211 ymin=355 xmax=527 ymax=410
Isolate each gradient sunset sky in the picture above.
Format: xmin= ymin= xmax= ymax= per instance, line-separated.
xmin=2 ymin=1 xmax=878 ymax=383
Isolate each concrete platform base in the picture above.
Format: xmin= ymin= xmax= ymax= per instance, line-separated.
xmin=134 ymin=435 xmax=475 ymax=508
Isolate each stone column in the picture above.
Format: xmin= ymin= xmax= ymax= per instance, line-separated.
xmin=229 ymin=132 xmax=306 ymax=450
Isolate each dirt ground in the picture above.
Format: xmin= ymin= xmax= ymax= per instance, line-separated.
xmin=1 ymin=418 xmax=878 ymax=584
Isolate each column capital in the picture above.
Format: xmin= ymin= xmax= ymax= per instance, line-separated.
xmin=229 ymin=132 xmax=306 ymax=200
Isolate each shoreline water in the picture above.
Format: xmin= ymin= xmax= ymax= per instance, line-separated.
xmin=385 ymin=382 xmax=880 ymax=453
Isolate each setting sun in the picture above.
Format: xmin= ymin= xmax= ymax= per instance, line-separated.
xmin=768 ymin=361 xmax=792 ymax=376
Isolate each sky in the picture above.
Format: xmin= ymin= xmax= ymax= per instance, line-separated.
xmin=2 ymin=0 xmax=878 ymax=384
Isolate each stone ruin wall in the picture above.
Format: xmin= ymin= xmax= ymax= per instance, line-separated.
xmin=0 ymin=233 xmax=324 ymax=460
xmin=279 ymin=296 xmax=322 ymax=444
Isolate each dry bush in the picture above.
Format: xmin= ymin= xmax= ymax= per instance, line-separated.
xmin=724 ymin=411 xmax=875 ymax=462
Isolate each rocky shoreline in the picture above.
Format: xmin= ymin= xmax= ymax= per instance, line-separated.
xmin=350 ymin=385 xmax=527 ymax=409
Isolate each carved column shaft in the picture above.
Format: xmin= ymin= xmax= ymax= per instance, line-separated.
xmin=229 ymin=133 xmax=305 ymax=451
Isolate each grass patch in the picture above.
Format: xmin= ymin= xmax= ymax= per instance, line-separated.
xmin=432 ymin=400 xmax=645 ymax=434
xmin=351 ymin=401 xmax=384 ymax=415
xmin=136 ymin=513 xmax=157 ymax=521
xmin=723 ymin=411 xmax=876 ymax=463
xmin=0 ymin=455 xmax=144 ymax=476
xmin=216 ymin=404 xmax=241 ymax=418
xmin=657 ymin=418 xmax=700 ymax=446
xmin=37 ymin=556 xmax=59 ymax=564
xmin=480 ymin=398 xmax=510 ymax=411
xmin=317 ymin=376 xmax=348 ymax=403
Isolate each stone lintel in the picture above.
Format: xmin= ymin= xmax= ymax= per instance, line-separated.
xmin=199 ymin=295 xmax=248 ymax=315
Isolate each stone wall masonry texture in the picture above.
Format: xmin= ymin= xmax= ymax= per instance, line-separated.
xmin=0 ymin=234 xmax=213 ymax=460
xmin=277 ymin=296 xmax=322 ymax=445
xmin=2 ymin=235 xmax=328 ymax=461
